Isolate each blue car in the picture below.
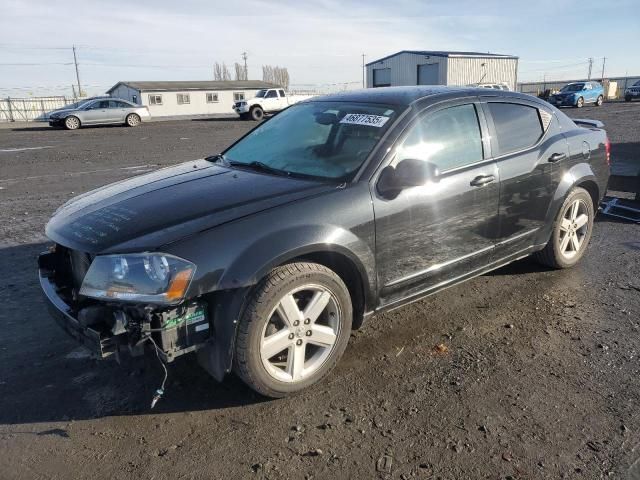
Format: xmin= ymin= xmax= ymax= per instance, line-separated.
xmin=548 ymin=81 xmax=604 ymax=108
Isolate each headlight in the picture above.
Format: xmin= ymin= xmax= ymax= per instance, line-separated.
xmin=79 ymin=253 xmax=196 ymax=304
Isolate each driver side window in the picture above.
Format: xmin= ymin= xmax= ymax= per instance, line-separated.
xmin=396 ymin=104 xmax=484 ymax=172
xmin=265 ymin=90 xmax=278 ymax=98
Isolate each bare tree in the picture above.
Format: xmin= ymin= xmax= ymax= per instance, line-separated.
xmin=262 ymin=65 xmax=289 ymax=89
xmin=234 ymin=62 xmax=248 ymax=81
xmin=213 ymin=61 xmax=232 ymax=81
xmin=221 ymin=62 xmax=231 ymax=81
xmin=213 ymin=62 xmax=223 ymax=81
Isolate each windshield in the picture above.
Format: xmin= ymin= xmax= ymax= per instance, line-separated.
xmin=58 ymin=99 xmax=92 ymax=110
xmin=254 ymin=89 xmax=267 ymax=98
xmin=634 ymin=80 xmax=640 ymax=87
xmin=561 ymin=83 xmax=585 ymax=92
xmin=223 ymin=101 xmax=399 ymax=181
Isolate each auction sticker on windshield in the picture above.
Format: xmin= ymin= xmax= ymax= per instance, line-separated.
xmin=340 ymin=114 xmax=390 ymax=128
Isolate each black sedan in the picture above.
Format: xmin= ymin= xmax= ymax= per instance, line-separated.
xmin=39 ymin=87 xmax=610 ymax=398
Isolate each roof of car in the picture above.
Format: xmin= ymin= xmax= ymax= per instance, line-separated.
xmin=307 ymin=86 xmax=533 ymax=107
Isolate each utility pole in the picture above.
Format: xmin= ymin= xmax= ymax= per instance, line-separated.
xmin=361 ymin=54 xmax=366 ymax=88
xmin=601 ymin=57 xmax=606 ymax=81
xmin=587 ymin=57 xmax=593 ymax=80
xmin=241 ymin=52 xmax=248 ymax=80
xmin=72 ymin=45 xmax=82 ymax=97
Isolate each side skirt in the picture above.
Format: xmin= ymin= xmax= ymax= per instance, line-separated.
xmin=371 ymin=244 xmax=544 ymax=316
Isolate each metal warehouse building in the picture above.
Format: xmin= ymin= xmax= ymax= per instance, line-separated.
xmin=366 ymin=50 xmax=519 ymax=90
xmin=107 ymin=80 xmax=278 ymax=117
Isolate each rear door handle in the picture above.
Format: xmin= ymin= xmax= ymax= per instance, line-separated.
xmin=470 ymin=174 xmax=496 ymax=187
xmin=548 ymin=152 xmax=567 ymax=163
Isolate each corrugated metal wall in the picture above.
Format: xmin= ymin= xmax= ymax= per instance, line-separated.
xmin=366 ymin=53 xmax=517 ymax=90
xmin=447 ymin=57 xmax=518 ymax=90
xmin=367 ymin=53 xmax=447 ymax=87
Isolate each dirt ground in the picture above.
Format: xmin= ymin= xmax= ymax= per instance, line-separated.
xmin=0 ymin=102 xmax=639 ymax=480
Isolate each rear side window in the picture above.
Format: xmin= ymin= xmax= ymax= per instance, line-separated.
xmin=397 ymin=104 xmax=483 ymax=172
xmin=487 ymin=103 xmax=544 ymax=156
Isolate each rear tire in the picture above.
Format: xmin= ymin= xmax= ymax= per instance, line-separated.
xmin=234 ymin=262 xmax=352 ymax=398
xmin=533 ymin=187 xmax=594 ymax=269
xmin=125 ymin=113 xmax=141 ymax=127
xmin=250 ymin=106 xmax=264 ymax=121
xmin=64 ymin=116 xmax=80 ymax=130
xmin=576 ymin=97 xmax=584 ymax=108
xmin=595 ymin=95 xmax=603 ymax=106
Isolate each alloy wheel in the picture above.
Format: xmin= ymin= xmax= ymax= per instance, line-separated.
xmin=127 ymin=114 xmax=140 ymax=126
xmin=260 ymin=284 xmax=341 ymax=383
xmin=65 ymin=117 xmax=79 ymax=129
xmin=558 ymin=199 xmax=589 ymax=260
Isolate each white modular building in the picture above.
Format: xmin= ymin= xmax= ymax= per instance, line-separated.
xmin=106 ymin=80 xmax=279 ymax=117
xmin=366 ymin=50 xmax=519 ymax=91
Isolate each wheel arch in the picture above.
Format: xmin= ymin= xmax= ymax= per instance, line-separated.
xmin=292 ymin=250 xmax=367 ymax=329
xmin=575 ymin=178 xmax=600 ymax=211
xmin=536 ymin=162 xmax=599 ymax=245
xmin=193 ymin=229 xmax=376 ymax=381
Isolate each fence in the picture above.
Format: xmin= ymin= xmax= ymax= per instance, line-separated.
xmin=518 ymin=76 xmax=640 ymax=99
xmin=0 ymin=96 xmax=80 ymax=122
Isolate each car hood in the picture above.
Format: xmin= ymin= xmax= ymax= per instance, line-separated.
xmin=46 ymin=159 xmax=336 ymax=254
xmin=50 ymin=109 xmax=77 ymax=116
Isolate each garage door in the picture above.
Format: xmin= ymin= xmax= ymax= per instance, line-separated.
xmin=417 ymin=63 xmax=439 ymax=85
xmin=373 ymin=68 xmax=391 ymax=87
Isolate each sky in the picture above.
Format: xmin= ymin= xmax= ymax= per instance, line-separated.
xmin=1 ymin=0 xmax=638 ymax=97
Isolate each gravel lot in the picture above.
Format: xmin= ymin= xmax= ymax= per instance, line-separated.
xmin=0 ymin=102 xmax=639 ymax=479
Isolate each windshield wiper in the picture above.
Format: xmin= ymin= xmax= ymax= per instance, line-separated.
xmin=228 ymin=160 xmax=290 ymax=177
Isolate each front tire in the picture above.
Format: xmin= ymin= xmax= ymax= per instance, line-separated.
xmin=234 ymin=262 xmax=353 ymax=397
xmin=125 ymin=113 xmax=141 ymax=127
xmin=576 ymin=96 xmax=584 ymax=108
xmin=250 ymin=106 xmax=264 ymax=121
xmin=533 ymin=187 xmax=594 ymax=269
xmin=595 ymin=95 xmax=603 ymax=106
xmin=64 ymin=116 xmax=80 ymax=130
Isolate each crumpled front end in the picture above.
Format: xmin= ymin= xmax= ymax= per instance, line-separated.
xmin=38 ymin=244 xmax=212 ymax=363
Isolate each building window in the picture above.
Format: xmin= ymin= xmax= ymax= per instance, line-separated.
xmin=206 ymin=92 xmax=219 ymax=103
xmin=149 ymin=94 xmax=163 ymax=105
xmin=177 ymin=93 xmax=190 ymax=105
xmin=234 ymin=92 xmax=245 ymax=102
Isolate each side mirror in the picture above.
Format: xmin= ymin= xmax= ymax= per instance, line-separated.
xmin=377 ymin=158 xmax=439 ymax=197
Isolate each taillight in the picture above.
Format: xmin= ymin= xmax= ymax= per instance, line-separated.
xmin=605 ymin=138 xmax=611 ymax=166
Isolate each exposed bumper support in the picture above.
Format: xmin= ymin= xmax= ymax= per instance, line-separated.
xmin=38 ymin=267 xmax=116 ymax=358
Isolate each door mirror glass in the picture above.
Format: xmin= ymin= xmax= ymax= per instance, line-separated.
xmin=377 ymin=158 xmax=439 ymax=197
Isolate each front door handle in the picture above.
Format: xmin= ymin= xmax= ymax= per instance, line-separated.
xmin=470 ymin=174 xmax=496 ymax=187
xmin=548 ymin=152 xmax=567 ymax=163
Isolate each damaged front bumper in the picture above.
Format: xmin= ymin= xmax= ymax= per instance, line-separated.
xmin=39 ymin=269 xmax=116 ymax=358
xmin=38 ymin=249 xmax=211 ymax=363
